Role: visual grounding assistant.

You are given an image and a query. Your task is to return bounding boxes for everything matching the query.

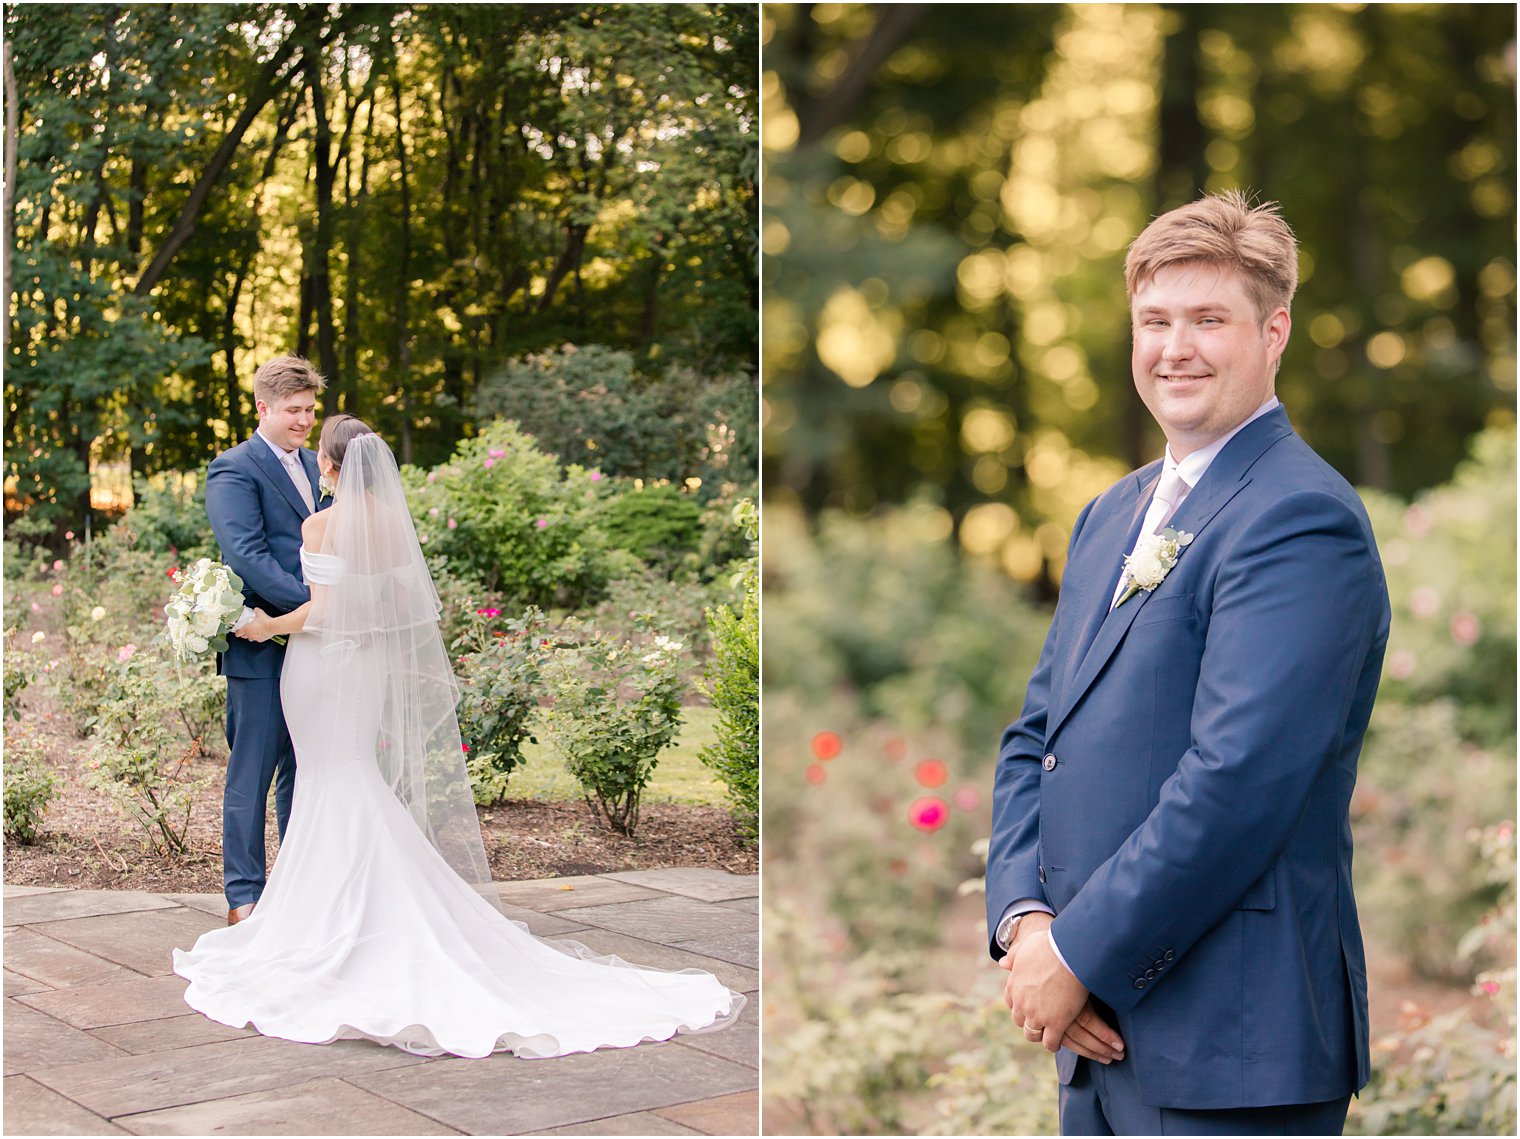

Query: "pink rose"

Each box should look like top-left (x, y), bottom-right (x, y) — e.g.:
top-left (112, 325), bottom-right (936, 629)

top-left (447, 518), bottom-right (457, 529)
top-left (590, 471), bottom-right (603, 482)
top-left (909, 797), bottom-right (949, 832)
top-left (484, 458), bottom-right (496, 470)
top-left (117, 644), bottom-right (138, 662)
top-left (536, 518), bottom-right (548, 529)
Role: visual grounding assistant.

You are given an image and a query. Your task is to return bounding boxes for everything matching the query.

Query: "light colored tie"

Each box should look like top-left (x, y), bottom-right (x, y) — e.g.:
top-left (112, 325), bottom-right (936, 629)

top-left (1146, 467), bottom-right (1190, 535)
top-left (281, 449), bottom-right (315, 512)
top-left (1112, 468), bottom-right (1191, 608)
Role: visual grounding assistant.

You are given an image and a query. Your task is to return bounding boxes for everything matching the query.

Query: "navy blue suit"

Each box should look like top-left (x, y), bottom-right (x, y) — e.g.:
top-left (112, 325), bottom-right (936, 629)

top-left (987, 407), bottom-right (1389, 1130)
top-left (205, 434), bottom-right (323, 909)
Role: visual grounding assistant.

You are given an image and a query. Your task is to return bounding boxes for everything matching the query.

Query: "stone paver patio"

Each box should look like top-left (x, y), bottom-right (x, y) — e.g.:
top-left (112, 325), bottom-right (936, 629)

top-left (3, 870), bottom-right (758, 1136)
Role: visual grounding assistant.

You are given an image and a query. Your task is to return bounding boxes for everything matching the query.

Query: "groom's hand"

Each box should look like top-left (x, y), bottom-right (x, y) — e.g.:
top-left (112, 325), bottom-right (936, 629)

top-left (1002, 926), bottom-right (1124, 1063)
top-left (233, 608), bottom-right (274, 642)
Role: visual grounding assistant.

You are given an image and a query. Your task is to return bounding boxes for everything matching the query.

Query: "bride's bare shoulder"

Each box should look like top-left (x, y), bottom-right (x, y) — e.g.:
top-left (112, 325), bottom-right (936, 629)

top-left (302, 508), bottom-right (332, 545)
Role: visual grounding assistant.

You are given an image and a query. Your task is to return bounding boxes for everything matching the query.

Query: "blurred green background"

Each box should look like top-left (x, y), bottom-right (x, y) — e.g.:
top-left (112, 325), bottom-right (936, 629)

top-left (759, 4), bottom-right (1516, 1134)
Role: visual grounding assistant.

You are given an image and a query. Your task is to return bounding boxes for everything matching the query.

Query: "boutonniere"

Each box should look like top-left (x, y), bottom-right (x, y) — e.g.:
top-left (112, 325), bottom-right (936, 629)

top-left (1115, 527), bottom-right (1194, 608)
top-left (318, 474), bottom-right (335, 502)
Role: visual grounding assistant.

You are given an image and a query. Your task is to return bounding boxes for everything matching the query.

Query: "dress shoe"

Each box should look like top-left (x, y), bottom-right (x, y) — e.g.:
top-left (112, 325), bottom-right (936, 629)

top-left (227, 903), bottom-right (256, 926)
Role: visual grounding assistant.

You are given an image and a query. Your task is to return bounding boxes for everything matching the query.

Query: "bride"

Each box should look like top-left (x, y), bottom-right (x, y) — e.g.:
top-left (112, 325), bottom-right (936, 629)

top-left (173, 415), bottom-right (743, 1058)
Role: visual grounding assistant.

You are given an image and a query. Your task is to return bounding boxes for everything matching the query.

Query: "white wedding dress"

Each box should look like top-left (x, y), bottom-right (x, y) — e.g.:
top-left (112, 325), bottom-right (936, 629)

top-left (173, 545), bottom-right (743, 1058)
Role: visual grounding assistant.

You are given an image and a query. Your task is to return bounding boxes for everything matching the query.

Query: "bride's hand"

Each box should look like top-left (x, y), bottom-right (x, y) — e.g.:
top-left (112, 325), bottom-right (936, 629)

top-left (235, 608), bottom-right (274, 642)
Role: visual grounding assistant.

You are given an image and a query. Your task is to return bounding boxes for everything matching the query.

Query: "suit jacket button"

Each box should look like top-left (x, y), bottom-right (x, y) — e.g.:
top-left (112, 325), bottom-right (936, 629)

top-left (1133, 978), bottom-right (1146, 990)
top-left (1164, 950), bottom-right (1175, 962)
top-left (1042, 753), bottom-right (1058, 772)
top-left (1144, 968), bottom-right (1156, 979)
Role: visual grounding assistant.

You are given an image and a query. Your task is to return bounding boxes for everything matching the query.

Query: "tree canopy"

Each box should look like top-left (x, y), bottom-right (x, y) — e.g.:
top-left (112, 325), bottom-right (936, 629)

top-left (6, 3), bottom-right (756, 531)
top-left (762, 3), bottom-right (1515, 592)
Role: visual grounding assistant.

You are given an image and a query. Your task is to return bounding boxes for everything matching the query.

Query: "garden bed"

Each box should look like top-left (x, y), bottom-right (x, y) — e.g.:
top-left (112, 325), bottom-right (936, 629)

top-left (3, 672), bottom-right (755, 896)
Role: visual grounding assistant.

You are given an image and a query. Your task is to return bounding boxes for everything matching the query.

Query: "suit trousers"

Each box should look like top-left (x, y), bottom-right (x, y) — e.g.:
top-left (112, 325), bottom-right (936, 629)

top-left (223, 677), bottom-right (297, 908)
top-left (1059, 1044), bottom-right (1351, 1136)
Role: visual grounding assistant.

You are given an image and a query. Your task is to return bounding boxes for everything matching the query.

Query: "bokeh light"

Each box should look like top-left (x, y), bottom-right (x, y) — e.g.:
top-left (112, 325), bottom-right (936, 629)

top-left (915, 759), bottom-right (948, 788)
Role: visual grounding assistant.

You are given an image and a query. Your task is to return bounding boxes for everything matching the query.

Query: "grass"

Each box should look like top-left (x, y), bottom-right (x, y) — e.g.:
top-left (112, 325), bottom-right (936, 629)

top-left (509, 703), bottom-right (728, 806)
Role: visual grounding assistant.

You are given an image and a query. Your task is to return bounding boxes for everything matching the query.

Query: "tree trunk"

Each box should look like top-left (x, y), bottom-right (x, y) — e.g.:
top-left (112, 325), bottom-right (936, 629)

top-left (340, 94), bottom-right (375, 415)
top-left (131, 18), bottom-right (310, 297)
top-left (4, 40), bottom-right (19, 341)
top-left (393, 73), bottom-right (415, 465)
top-left (307, 62), bottom-right (340, 388)
top-left (538, 222), bottom-right (588, 312)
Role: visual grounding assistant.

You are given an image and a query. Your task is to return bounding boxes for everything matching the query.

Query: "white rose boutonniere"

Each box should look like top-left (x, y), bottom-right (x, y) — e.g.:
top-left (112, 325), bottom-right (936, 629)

top-left (1115, 527), bottom-right (1194, 608)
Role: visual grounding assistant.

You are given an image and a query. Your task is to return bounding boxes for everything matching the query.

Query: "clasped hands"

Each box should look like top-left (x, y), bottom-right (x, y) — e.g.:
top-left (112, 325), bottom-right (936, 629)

top-left (233, 608), bottom-right (274, 643)
top-left (1000, 912), bottom-right (1125, 1065)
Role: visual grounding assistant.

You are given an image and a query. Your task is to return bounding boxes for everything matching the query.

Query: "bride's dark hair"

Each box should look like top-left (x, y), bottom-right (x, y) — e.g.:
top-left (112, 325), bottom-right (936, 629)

top-left (318, 414), bottom-right (374, 472)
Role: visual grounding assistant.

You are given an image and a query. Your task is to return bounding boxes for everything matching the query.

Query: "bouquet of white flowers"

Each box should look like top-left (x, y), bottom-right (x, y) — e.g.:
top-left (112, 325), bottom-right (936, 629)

top-left (163, 558), bottom-right (249, 662)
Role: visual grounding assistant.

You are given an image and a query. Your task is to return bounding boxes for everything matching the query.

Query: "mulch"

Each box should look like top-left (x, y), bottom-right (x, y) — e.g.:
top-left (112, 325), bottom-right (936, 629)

top-left (3, 799), bottom-right (756, 894)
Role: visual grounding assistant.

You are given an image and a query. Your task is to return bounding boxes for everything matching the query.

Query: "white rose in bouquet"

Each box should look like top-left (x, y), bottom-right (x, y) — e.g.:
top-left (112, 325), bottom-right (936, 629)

top-left (161, 558), bottom-right (253, 663)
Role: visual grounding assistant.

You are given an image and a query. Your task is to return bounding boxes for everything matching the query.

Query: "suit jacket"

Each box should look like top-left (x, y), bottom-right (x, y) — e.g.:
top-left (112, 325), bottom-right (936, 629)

top-left (205, 436), bottom-right (323, 680)
top-left (985, 406), bottom-right (1389, 1110)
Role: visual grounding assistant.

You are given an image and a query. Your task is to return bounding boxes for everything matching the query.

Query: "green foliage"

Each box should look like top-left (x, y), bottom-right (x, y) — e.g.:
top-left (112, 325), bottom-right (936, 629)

top-left (700, 500), bottom-right (759, 837)
top-left (1352, 428), bottom-right (1517, 986)
top-left (6, 3), bottom-right (755, 530)
top-left (1352, 700), bottom-right (1514, 984)
top-left (1351, 824), bottom-right (1516, 1136)
top-left (4, 631), bottom-right (35, 720)
top-left (598, 482), bottom-right (705, 573)
top-left (589, 568), bottom-right (722, 664)
top-left (120, 474), bottom-right (218, 560)
top-left (548, 622), bottom-right (687, 836)
top-left (763, 501), bottom-right (1053, 753)
top-left (452, 606), bottom-right (548, 806)
top-left (3, 735), bottom-right (57, 845)
top-left (474, 345), bottom-right (757, 496)
top-left (1362, 428), bottom-right (1517, 745)
top-left (401, 419), bottom-right (613, 608)
top-left (84, 739), bottom-right (204, 857)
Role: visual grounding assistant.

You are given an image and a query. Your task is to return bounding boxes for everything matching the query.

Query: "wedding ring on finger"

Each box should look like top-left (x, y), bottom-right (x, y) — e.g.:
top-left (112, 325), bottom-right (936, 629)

top-left (1022, 1021), bottom-right (1044, 1042)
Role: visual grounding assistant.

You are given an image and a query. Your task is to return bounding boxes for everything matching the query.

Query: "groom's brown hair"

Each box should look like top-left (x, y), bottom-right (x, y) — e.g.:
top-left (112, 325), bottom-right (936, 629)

top-left (253, 355), bottom-right (327, 408)
top-left (1125, 189), bottom-right (1299, 323)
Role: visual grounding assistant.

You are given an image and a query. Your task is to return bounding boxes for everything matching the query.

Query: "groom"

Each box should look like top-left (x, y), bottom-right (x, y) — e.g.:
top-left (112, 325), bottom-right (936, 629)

top-left (987, 192), bottom-right (1389, 1135)
top-left (205, 356), bottom-right (328, 926)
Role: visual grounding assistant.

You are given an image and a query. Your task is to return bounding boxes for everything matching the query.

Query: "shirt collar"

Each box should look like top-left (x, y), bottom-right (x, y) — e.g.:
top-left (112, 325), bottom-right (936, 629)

top-left (255, 427), bottom-right (297, 460)
top-left (1162, 396), bottom-right (1281, 488)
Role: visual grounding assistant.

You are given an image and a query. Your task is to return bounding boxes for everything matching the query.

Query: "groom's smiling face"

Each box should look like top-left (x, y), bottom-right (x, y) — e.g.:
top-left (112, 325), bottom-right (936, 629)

top-left (257, 390), bottom-right (318, 451)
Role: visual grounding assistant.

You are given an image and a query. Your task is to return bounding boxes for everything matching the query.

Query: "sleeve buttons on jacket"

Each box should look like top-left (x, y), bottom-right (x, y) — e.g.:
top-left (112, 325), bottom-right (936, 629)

top-left (1042, 753), bottom-right (1058, 772)
top-left (1133, 978), bottom-right (1147, 990)
top-left (1163, 949), bottom-right (1174, 961)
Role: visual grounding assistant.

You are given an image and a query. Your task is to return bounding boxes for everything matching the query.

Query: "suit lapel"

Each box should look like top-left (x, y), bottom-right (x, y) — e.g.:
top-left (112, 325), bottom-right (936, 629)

top-left (1064, 466), bottom-right (1154, 676)
top-left (300, 449), bottom-right (322, 509)
top-left (249, 437), bottom-right (312, 519)
top-left (1045, 407), bottom-right (1295, 739)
